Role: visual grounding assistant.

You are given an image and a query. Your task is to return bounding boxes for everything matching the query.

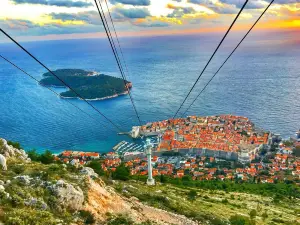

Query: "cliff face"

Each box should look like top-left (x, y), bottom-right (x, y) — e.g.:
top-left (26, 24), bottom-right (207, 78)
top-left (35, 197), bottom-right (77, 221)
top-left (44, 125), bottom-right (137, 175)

top-left (84, 178), bottom-right (197, 225)
top-left (0, 138), bottom-right (30, 161)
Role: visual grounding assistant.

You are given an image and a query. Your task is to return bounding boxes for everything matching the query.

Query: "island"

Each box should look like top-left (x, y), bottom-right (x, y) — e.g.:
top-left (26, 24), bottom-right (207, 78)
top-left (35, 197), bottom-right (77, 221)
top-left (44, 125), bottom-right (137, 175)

top-left (39, 69), bottom-right (132, 100)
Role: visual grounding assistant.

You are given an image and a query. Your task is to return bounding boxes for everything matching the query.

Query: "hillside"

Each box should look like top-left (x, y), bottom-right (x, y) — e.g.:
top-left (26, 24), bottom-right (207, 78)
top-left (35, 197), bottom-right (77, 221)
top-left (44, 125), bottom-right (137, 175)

top-left (116, 179), bottom-right (300, 225)
top-left (39, 69), bottom-right (131, 100)
top-left (0, 138), bottom-right (195, 225)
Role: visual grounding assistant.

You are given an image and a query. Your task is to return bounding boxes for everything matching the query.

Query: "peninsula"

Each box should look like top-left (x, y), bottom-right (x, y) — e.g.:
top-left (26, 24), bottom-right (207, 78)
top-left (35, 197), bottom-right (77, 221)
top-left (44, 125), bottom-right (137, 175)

top-left (39, 69), bottom-right (132, 100)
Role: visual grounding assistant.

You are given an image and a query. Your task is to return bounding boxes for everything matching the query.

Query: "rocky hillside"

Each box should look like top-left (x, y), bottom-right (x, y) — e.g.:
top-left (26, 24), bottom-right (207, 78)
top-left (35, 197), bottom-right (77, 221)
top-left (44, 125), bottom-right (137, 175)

top-left (0, 138), bottom-right (196, 225)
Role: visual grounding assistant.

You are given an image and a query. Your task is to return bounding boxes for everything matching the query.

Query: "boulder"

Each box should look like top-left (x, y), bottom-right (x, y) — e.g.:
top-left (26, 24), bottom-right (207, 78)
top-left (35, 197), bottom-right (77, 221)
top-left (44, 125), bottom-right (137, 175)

top-left (14, 175), bottom-right (33, 185)
top-left (0, 154), bottom-right (7, 171)
top-left (80, 167), bottom-right (98, 178)
top-left (51, 180), bottom-right (84, 211)
top-left (0, 185), bottom-right (5, 192)
top-left (0, 138), bottom-right (30, 162)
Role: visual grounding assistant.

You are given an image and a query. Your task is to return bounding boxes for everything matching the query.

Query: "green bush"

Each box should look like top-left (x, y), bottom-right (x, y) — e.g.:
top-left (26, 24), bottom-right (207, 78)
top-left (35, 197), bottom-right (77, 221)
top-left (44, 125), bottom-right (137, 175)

top-left (106, 214), bottom-right (134, 225)
top-left (249, 209), bottom-right (257, 219)
top-left (229, 215), bottom-right (255, 225)
top-left (11, 164), bottom-right (25, 174)
top-left (7, 141), bottom-right (21, 149)
top-left (27, 149), bottom-right (40, 162)
top-left (86, 160), bottom-right (104, 176)
top-left (222, 198), bottom-right (229, 204)
top-left (187, 190), bottom-right (197, 201)
top-left (39, 150), bottom-right (54, 164)
top-left (4, 209), bottom-right (57, 225)
top-left (113, 164), bottom-right (130, 181)
top-left (79, 210), bottom-right (95, 224)
top-left (26, 150), bottom-right (54, 164)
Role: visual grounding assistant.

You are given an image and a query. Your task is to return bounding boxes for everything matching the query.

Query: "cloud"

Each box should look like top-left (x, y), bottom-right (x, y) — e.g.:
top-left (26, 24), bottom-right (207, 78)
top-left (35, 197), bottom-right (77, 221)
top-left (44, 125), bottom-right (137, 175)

top-left (167, 4), bottom-right (197, 18)
top-left (112, 7), bottom-right (151, 19)
top-left (275, 0), bottom-right (300, 4)
top-left (188, 0), bottom-right (213, 4)
top-left (219, 0), bottom-right (267, 9)
top-left (0, 16), bottom-right (102, 37)
top-left (11, 0), bottom-right (93, 8)
top-left (188, 0), bottom-right (240, 14)
top-left (49, 11), bottom-right (101, 25)
top-left (109, 0), bottom-right (151, 6)
top-left (210, 4), bottom-right (239, 14)
top-left (0, 19), bottom-right (36, 30)
top-left (132, 18), bottom-right (171, 27)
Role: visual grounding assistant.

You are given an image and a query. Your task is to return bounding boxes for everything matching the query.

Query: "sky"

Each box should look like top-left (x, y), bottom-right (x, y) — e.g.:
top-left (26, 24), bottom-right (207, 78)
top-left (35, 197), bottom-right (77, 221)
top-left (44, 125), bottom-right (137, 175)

top-left (0, 0), bottom-right (299, 42)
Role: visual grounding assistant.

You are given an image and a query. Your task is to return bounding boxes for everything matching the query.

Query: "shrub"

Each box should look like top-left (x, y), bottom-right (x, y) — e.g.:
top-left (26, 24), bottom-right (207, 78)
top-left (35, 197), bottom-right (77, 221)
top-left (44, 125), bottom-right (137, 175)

top-left (113, 164), bottom-right (130, 181)
top-left (222, 198), bottom-right (229, 204)
top-left (27, 149), bottom-right (40, 162)
top-left (39, 150), bottom-right (54, 164)
top-left (27, 149), bottom-right (54, 164)
top-left (4, 209), bottom-right (57, 225)
top-left (79, 210), bottom-right (95, 224)
top-left (11, 164), bottom-right (25, 174)
top-left (249, 209), bottom-right (257, 219)
top-left (229, 215), bottom-right (255, 225)
top-left (11, 194), bottom-right (24, 207)
top-left (261, 212), bottom-right (268, 221)
top-left (187, 190), bottom-right (197, 201)
top-left (7, 141), bottom-right (21, 149)
top-left (106, 214), bottom-right (134, 225)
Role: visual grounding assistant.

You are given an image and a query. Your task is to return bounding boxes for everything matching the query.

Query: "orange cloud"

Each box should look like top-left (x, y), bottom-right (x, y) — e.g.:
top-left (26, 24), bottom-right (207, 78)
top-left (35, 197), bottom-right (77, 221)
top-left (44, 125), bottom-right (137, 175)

top-left (166, 3), bottom-right (176, 10)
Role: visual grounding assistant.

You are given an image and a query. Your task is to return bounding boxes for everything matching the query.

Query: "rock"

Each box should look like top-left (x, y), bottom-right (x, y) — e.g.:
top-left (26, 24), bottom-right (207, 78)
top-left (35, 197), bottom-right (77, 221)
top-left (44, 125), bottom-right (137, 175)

top-left (24, 197), bottom-right (37, 206)
top-left (56, 180), bottom-right (65, 186)
top-left (80, 167), bottom-right (98, 178)
top-left (6, 180), bottom-right (11, 185)
top-left (0, 180), bottom-right (4, 185)
top-left (24, 197), bottom-right (48, 210)
top-left (0, 185), bottom-right (5, 192)
top-left (14, 175), bottom-right (32, 185)
top-left (51, 180), bottom-right (84, 211)
top-left (0, 138), bottom-right (30, 161)
top-left (0, 154), bottom-right (7, 171)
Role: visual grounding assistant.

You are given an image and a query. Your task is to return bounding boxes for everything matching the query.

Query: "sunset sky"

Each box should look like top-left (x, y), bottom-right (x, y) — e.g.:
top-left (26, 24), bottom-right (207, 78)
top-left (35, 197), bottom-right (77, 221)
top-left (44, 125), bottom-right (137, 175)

top-left (0, 0), bottom-right (299, 42)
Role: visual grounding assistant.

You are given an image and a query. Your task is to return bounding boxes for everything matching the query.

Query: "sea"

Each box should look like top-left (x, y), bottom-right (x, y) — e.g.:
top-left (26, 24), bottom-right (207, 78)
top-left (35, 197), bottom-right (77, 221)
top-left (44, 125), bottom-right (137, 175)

top-left (0, 30), bottom-right (299, 153)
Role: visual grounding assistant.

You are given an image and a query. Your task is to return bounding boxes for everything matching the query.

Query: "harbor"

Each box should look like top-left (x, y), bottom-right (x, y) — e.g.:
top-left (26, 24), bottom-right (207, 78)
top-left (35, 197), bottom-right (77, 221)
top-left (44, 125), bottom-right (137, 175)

top-left (112, 136), bottom-right (159, 156)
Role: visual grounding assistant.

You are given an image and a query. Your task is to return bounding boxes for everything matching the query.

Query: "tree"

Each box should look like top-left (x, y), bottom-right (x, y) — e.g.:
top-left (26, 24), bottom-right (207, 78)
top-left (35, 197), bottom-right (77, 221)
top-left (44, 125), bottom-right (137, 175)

top-left (113, 164), bottom-right (130, 181)
top-left (27, 149), bottom-right (40, 161)
top-left (293, 146), bottom-right (300, 157)
top-left (282, 140), bottom-right (294, 147)
top-left (270, 144), bottom-right (278, 152)
top-left (182, 175), bottom-right (192, 184)
top-left (160, 175), bottom-right (168, 183)
top-left (187, 190), bottom-right (197, 201)
top-left (86, 160), bottom-right (104, 176)
top-left (39, 150), bottom-right (54, 164)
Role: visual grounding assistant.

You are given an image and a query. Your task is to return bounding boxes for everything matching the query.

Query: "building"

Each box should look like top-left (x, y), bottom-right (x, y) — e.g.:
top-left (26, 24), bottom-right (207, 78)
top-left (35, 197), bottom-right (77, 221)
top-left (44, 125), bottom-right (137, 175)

top-left (131, 126), bottom-right (140, 138)
top-left (238, 147), bottom-right (258, 164)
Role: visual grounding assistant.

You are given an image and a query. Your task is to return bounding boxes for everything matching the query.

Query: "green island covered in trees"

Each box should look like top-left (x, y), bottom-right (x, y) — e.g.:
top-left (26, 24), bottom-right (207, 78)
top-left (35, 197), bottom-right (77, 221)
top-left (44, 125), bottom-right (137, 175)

top-left (39, 69), bottom-right (132, 100)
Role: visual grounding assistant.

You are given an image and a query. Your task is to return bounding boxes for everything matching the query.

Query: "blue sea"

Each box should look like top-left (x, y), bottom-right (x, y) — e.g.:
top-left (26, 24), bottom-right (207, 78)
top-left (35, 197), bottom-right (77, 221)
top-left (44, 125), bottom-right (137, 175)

top-left (0, 30), bottom-right (299, 153)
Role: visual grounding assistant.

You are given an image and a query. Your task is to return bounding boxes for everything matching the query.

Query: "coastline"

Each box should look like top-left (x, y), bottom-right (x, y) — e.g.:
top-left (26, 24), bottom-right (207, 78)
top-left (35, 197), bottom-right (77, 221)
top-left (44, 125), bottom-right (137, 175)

top-left (60, 91), bottom-right (129, 101)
